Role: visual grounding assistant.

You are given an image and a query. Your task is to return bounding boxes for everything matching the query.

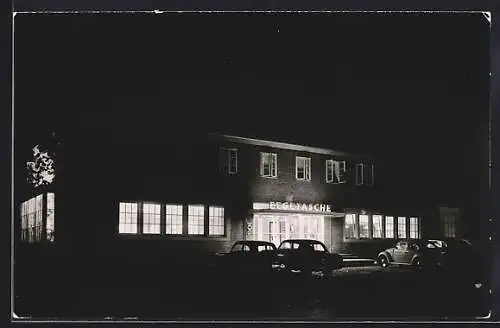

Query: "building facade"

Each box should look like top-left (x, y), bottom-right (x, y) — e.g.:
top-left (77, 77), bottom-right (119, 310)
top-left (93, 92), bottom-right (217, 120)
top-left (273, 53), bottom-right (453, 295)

top-left (15, 130), bottom-right (464, 262)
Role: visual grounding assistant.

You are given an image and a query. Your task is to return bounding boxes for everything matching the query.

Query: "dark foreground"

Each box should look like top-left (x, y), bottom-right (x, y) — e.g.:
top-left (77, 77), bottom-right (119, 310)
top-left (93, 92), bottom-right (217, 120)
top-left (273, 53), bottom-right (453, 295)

top-left (14, 258), bottom-right (490, 321)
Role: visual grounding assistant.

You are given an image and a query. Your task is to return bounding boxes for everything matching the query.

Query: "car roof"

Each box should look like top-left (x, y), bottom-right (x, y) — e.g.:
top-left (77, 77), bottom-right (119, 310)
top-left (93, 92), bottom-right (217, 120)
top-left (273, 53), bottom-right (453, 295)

top-left (234, 240), bottom-right (275, 246)
top-left (281, 239), bottom-right (324, 244)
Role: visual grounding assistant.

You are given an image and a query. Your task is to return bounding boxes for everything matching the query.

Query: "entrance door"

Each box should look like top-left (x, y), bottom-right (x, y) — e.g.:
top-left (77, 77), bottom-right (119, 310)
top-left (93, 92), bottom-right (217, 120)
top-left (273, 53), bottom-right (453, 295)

top-left (253, 214), bottom-right (325, 247)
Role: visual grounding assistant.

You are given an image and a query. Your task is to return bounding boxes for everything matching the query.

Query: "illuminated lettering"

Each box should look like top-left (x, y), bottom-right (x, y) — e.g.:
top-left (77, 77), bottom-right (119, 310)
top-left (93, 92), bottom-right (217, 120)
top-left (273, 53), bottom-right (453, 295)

top-left (267, 201), bottom-right (333, 213)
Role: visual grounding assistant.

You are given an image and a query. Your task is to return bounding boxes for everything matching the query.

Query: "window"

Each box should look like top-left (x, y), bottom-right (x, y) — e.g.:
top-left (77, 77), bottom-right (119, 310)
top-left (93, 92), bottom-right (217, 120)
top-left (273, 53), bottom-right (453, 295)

top-left (188, 205), bottom-right (205, 235)
top-left (396, 241), bottom-right (408, 250)
top-left (119, 202), bottom-right (138, 234)
top-left (27, 197), bottom-right (35, 242)
top-left (34, 194), bottom-right (43, 242)
top-left (209, 206), bottom-right (224, 236)
top-left (296, 156), bottom-right (311, 181)
top-left (257, 245), bottom-right (274, 252)
top-left (312, 243), bottom-right (327, 252)
top-left (355, 164), bottom-right (364, 185)
top-left (46, 192), bottom-right (55, 242)
top-left (359, 214), bottom-right (369, 238)
top-left (356, 163), bottom-right (375, 186)
top-left (409, 217), bottom-right (419, 239)
top-left (231, 243), bottom-right (243, 252)
top-left (326, 160), bottom-right (346, 184)
top-left (344, 214), bottom-right (357, 239)
top-left (20, 193), bottom-right (54, 243)
top-left (21, 202), bottom-right (27, 242)
top-left (444, 215), bottom-right (456, 237)
top-left (143, 203), bottom-right (161, 234)
top-left (219, 148), bottom-right (238, 175)
top-left (397, 216), bottom-right (407, 239)
top-left (260, 152), bottom-right (277, 178)
top-left (385, 216), bottom-right (394, 238)
top-left (279, 241), bottom-right (292, 249)
top-left (166, 204), bottom-right (183, 235)
top-left (368, 164), bottom-right (375, 186)
top-left (372, 215), bottom-right (383, 238)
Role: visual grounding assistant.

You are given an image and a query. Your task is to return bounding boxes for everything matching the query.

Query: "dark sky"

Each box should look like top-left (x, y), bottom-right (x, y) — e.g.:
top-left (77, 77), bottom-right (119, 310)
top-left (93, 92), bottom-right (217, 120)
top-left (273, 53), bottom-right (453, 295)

top-left (14, 12), bottom-right (489, 165)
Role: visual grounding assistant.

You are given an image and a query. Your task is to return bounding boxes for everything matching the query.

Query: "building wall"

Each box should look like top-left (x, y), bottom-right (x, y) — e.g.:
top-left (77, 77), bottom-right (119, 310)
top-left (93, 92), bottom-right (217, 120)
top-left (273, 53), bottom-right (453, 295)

top-left (16, 130), bottom-right (462, 262)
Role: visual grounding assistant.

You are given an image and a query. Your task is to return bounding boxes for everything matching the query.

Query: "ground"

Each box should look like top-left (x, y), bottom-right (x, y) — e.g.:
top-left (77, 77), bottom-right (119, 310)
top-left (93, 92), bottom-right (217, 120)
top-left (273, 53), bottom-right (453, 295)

top-left (14, 258), bottom-right (490, 321)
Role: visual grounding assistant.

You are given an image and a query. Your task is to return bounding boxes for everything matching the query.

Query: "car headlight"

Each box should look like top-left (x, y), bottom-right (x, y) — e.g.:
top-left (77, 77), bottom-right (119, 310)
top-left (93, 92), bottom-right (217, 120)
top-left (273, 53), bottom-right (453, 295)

top-left (473, 282), bottom-right (483, 289)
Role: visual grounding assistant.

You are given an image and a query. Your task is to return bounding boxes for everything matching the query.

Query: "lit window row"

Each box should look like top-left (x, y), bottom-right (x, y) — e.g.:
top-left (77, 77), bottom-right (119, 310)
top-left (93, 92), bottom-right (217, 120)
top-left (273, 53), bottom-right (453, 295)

top-left (118, 202), bottom-right (225, 237)
top-left (20, 192), bottom-right (56, 243)
top-left (344, 214), bottom-right (420, 240)
top-left (219, 148), bottom-right (374, 185)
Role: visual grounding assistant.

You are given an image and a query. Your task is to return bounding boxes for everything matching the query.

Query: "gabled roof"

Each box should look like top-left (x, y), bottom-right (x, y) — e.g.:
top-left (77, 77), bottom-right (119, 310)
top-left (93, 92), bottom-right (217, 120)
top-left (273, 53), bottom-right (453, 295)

top-left (208, 133), bottom-right (369, 160)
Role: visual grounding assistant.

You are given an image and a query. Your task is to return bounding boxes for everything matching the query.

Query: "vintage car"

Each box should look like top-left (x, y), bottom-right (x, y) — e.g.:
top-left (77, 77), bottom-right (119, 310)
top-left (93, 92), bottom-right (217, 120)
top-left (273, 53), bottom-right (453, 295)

top-left (271, 239), bottom-right (343, 278)
top-left (377, 239), bottom-right (446, 269)
top-left (212, 240), bottom-right (277, 275)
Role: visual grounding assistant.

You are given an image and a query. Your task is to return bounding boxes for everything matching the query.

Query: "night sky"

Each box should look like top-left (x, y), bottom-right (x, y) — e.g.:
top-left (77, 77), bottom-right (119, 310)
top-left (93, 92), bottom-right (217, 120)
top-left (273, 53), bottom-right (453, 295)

top-left (14, 13), bottom-right (489, 189)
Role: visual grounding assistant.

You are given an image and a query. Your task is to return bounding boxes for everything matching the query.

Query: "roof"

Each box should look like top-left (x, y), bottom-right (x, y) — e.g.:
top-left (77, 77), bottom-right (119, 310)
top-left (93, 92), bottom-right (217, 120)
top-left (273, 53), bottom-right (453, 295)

top-left (208, 133), bottom-right (368, 160)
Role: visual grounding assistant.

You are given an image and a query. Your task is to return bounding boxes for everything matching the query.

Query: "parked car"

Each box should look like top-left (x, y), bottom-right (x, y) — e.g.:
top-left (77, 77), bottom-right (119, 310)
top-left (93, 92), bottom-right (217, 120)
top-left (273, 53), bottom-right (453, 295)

top-left (212, 240), bottom-right (277, 276)
top-left (271, 239), bottom-right (343, 278)
top-left (377, 239), bottom-right (446, 269)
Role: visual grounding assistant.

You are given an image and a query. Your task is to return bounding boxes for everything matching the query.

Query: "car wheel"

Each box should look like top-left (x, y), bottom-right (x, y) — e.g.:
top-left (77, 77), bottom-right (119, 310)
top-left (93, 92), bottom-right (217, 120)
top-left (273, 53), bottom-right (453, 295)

top-left (379, 255), bottom-right (389, 268)
top-left (322, 267), bottom-right (332, 279)
top-left (412, 258), bottom-right (423, 269)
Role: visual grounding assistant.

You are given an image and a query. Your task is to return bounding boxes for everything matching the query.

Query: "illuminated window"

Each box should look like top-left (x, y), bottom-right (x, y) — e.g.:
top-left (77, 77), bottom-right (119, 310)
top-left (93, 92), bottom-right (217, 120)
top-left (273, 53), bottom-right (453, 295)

top-left (119, 202), bottom-right (138, 234)
top-left (303, 216), bottom-right (324, 241)
top-left (219, 148), bottom-right (238, 175)
top-left (143, 203), bottom-right (161, 234)
top-left (20, 194), bottom-right (45, 242)
top-left (385, 216), bottom-right (394, 238)
top-left (188, 205), bottom-right (205, 235)
top-left (344, 214), bottom-right (357, 239)
top-left (46, 193), bottom-right (55, 242)
top-left (209, 206), bottom-right (224, 236)
top-left (372, 215), bottom-right (383, 238)
top-left (326, 160), bottom-right (346, 184)
top-left (409, 217), bottom-right (419, 239)
top-left (166, 204), bottom-right (183, 235)
top-left (35, 194), bottom-right (43, 242)
top-left (21, 202), bottom-right (27, 242)
top-left (296, 156), bottom-right (311, 181)
top-left (27, 198), bottom-right (35, 242)
top-left (444, 215), bottom-right (456, 237)
top-left (359, 215), bottom-right (369, 238)
top-left (397, 216), bottom-right (407, 238)
top-left (260, 152), bottom-right (277, 178)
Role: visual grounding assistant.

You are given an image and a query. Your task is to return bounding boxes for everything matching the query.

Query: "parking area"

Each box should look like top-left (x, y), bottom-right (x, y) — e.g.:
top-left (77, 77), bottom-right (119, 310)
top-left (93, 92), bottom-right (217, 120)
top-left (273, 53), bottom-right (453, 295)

top-left (14, 261), bottom-right (490, 320)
